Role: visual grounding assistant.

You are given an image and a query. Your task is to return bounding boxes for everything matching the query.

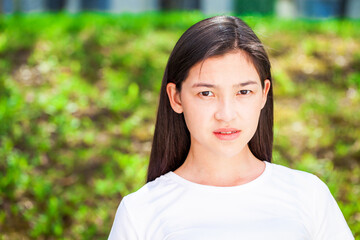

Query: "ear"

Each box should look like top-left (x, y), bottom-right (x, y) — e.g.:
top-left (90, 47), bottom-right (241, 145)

top-left (166, 82), bottom-right (183, 114)
top-left (261, 79), bottom-right (271, 109)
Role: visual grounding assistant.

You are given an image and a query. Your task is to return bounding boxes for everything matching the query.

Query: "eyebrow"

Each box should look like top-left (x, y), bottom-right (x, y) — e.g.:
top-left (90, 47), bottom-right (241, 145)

top-left (192, 81), bottom-right (258, 88)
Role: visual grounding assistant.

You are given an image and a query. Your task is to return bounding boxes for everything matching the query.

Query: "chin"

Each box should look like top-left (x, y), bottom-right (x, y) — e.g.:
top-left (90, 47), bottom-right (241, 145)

top-left (211, 145), bottom-right (247, 158)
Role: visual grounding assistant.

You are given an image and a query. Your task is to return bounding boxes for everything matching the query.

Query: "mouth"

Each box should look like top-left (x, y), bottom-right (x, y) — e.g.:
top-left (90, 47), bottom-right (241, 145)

top-left (214, 131), bottom-right (239, 134)
top-left (213, 128), bottom-right (241, 140)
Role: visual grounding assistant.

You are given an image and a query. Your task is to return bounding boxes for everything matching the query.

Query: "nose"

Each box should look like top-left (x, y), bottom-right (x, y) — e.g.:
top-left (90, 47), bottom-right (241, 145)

top-left (214, 96), bottom-right (237, 123)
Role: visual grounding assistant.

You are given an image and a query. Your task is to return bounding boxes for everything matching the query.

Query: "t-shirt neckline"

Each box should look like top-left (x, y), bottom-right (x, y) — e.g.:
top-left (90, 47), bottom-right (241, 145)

top-left (164, 161), bottom-right (272, 192)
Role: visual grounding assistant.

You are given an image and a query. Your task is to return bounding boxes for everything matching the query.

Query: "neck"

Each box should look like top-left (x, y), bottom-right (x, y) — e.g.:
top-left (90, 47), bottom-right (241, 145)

top-left (174, 144), bottom-right (265, 187)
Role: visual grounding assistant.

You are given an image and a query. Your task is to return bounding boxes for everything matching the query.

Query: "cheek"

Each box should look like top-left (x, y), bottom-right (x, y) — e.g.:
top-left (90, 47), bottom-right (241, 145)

top-left (238, 98), bottom-right (263, 121)
top-left (183, 103), bottom-right (209, 124)
top-left (182, 99), bottom-right (213, 131)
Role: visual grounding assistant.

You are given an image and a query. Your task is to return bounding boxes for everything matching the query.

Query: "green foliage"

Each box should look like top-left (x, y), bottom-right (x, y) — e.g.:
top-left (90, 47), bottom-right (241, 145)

top-left (0, 12), bottom-right (359, 239)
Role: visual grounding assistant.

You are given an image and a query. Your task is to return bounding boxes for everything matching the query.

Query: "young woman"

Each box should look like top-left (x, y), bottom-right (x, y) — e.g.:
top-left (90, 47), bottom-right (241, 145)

top-left (108, 15), bottom-right (354, 240)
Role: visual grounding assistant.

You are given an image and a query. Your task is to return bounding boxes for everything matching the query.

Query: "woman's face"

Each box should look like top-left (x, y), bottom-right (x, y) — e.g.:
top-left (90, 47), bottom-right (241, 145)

top-left (167, 50), bottom-right (271, 159)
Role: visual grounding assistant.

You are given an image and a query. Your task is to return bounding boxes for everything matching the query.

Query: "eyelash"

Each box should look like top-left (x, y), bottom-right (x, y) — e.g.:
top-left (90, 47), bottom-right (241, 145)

top-left (199, 91), bottom-right (214, 97)
top-left (238, 90), bottom-right (252, 95)
top-left (199, 90), bottom-right (252, 97)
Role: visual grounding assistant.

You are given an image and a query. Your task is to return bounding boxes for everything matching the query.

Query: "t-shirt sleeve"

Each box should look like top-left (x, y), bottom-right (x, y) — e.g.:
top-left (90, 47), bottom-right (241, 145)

top-left (312, 176), bottom-right (354, 240)
top-left (108, 199), bottom-right (139, 240)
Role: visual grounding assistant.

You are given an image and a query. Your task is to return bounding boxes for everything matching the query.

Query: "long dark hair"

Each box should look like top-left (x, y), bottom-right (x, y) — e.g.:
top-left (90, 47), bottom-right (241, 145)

top-left (147, 15), bottom-right (273, 182)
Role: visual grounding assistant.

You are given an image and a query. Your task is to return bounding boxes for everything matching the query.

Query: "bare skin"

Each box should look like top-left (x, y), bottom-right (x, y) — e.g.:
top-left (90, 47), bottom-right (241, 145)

top-left (167, 50), bottom-right (271, 187)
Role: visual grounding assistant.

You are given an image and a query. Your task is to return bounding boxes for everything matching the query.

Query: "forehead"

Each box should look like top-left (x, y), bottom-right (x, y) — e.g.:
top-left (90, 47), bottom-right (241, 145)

top-left (184, 50), bottom-right (260, 86)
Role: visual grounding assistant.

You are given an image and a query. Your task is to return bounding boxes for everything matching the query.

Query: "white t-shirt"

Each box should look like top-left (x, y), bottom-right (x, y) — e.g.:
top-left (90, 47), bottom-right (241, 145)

top-left (108, 161), bottom-right (354, 240)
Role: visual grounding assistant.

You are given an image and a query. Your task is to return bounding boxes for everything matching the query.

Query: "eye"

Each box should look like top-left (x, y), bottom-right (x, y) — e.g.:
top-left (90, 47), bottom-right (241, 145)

top-left (238, 90), bottom-right (252, 95)
top-left (199, 91), bottom-right (214, 97)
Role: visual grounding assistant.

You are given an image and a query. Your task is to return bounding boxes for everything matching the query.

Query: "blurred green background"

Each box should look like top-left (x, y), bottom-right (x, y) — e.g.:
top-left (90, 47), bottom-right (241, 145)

top-left (0, 11), bottom-right (359, 239)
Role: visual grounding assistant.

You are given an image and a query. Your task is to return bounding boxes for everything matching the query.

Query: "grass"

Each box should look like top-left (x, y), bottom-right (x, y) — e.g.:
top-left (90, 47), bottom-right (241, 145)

top-left (0, 11), bottom-right (359, 239)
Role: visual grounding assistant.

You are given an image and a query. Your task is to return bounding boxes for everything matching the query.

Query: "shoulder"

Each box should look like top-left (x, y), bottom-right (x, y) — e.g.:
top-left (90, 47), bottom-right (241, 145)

top-left (121, 172), bottom-right (181, 211)
top-left (269, 162), bottom-right (324, 186)
top-left (266, 162), bottom-right (328, 198)
top-left (268, 162), bottom-right (354, 239)
top-left (109, 173), bottom-right (180, 238)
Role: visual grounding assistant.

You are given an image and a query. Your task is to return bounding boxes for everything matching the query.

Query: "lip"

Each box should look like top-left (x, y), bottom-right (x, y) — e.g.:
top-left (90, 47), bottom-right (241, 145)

top-left (213, 128), bottom-right (241, 141)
